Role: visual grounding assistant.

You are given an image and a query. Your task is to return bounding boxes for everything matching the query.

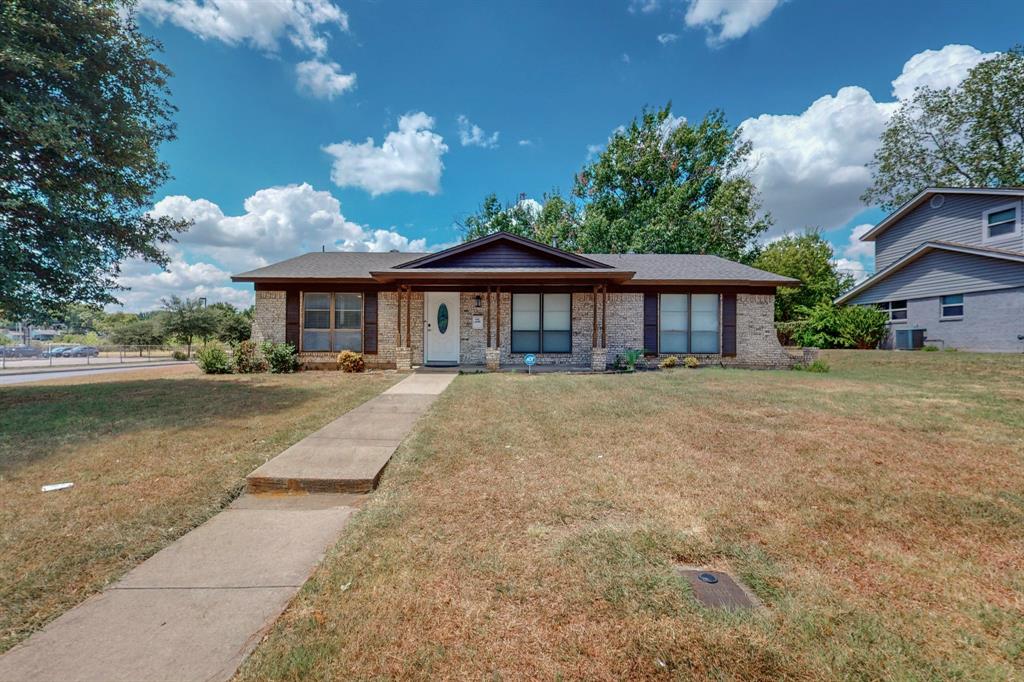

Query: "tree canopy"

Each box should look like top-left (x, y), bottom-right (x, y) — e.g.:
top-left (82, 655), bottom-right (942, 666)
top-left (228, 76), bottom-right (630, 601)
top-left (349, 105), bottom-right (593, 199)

top-left (0, 0), bottom-right (189, 320)
top-left (161, 296), bottom-right (221, 354)
top-left (459, 104), bottom-right (769, 262)
top-left (753, 231), bottom-right (854, 323)
top-left (863, 47), bottom-right (1024, 211)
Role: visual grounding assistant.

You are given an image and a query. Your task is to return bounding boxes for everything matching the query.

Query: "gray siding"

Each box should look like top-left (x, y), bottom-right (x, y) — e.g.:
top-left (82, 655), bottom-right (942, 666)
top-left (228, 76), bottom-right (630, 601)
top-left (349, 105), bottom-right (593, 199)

top-left (847, 250), bottom-right (1024, 305)
top-left (875, 194), bottom-right (1024, 270)
top-left (883, 287), bottom-right (1024, 353)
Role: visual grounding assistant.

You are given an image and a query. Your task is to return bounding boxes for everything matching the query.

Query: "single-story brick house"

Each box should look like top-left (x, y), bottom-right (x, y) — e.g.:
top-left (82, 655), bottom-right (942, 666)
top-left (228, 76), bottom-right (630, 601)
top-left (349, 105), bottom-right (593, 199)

top-left (232, 232), bottom-right (799, 370)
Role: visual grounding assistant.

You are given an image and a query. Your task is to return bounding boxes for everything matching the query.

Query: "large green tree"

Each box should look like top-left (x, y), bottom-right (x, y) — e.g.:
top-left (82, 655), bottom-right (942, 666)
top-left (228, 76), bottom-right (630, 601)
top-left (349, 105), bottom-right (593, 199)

top-left (570, 106), bottom-right (769, 260)
top-left (863, 47), bottom-right (1024, 211)
top-left (753, 231), bottom-right (854, 323)
top-left (460, 105), bottom-right (769, 261)
top-left (0, 0), bottom-right (189, 320)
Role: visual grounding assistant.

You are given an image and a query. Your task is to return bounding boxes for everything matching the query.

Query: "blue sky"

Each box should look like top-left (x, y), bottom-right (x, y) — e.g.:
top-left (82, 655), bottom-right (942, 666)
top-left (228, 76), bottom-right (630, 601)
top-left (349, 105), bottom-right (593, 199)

top-left (115, 0), bottom-right (1024, 310)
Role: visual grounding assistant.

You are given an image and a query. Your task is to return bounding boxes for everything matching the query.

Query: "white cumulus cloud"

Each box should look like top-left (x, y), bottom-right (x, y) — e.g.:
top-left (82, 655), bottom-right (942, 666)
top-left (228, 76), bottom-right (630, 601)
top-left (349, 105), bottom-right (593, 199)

top-left (843, 224), bottom-right (875, 260)
top-left (295, 59), bottom-right (356, 99)
top-left (113, 182), bottom-right (437, 311)
top-left (832, 257), bottom-right (870, 284)
top-left (457, 115), bottom-right (500, 148)
top-left (740, 44), bottom-right (996, 236)
top-left (135, 0), bottom-right (348, 56)
top-left (324, 112), bottom-right (449, 196)
top-left (684, 0), bottom-right (782, 45)
top-left (657, 33), bottom-right (678, 45)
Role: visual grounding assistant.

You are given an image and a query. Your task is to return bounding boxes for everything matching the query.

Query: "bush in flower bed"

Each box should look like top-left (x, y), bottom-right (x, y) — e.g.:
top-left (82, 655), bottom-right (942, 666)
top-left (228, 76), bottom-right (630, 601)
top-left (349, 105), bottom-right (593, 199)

top-left (196, 342), bottom-right (231, 374)
top-left (233, 340), bottom-right (268, 373)
top-left (659, 355), bottom-right (678, 369)
top-left (261, 342), bottom-right (299, 373)
top-left (683, 356), bottom-right (700, 369)
top-left (337, 350), bottom-right (365, 373)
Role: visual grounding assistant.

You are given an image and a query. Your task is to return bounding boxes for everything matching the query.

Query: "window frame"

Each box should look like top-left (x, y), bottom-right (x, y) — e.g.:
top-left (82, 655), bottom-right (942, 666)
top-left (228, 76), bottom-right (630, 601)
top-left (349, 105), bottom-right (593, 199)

top-left (982, 202), bottom-right (1021, 243)
top-left (510, 292), bottom-right (573, 354)
top-left (877, 300), bottom-right (907, 323)
top-left (300, 291), bottom-right (364, 353)
top-left (940, 293), bottom-right (964, 320)
top-left (658, 293), bottom-right (721, 355)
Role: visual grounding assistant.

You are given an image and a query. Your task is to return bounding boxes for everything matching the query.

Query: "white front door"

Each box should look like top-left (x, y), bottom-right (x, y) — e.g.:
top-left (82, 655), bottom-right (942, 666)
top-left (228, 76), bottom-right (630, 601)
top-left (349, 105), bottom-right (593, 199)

top-left (425, 292), bottom-right (460, 364)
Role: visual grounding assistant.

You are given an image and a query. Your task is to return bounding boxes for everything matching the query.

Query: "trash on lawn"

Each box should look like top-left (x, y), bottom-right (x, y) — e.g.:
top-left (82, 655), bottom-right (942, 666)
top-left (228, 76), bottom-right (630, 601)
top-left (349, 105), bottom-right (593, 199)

top-left (41, 482), bottom-right (74, 493)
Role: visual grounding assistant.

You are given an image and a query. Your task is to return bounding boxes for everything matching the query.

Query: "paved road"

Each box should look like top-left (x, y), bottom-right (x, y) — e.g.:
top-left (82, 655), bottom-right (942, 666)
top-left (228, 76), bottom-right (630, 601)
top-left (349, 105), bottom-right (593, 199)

top-left (0, 362), bottom-right (186, 386)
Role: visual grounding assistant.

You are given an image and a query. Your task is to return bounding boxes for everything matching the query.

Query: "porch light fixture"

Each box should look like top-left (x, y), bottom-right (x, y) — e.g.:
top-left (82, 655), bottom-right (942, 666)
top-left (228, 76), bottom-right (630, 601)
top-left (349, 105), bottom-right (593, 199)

top-left (474, 295), bottom-right (483, 308)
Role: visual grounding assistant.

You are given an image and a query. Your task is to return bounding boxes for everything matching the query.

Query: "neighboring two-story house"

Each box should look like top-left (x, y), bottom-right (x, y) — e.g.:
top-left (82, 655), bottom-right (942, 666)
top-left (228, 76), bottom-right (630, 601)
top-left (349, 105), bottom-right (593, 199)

top-left (837, 187), bottom-right (1024, 352)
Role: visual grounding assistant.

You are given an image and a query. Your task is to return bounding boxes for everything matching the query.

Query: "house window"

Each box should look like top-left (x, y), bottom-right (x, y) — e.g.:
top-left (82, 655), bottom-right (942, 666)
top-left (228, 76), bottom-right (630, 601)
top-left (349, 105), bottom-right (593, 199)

top-left (511, 293), bottom-right (571, 353)
top-left (877, 300), bottom-right (907, 322)
top-left (659, 294), bottom-right (689, 353)
top-left (658, 294), bottom-right (720, 354)
top-left (302, 292), bottom-right (362, 352)
top-left (983, 203), bottom-right (1020, 242)
top-left (940, 294), bottom-right (964, 319)
top-left (334, 293), bottom-right (363, 351)
top-left (302, 293), bottom-right (331, 351)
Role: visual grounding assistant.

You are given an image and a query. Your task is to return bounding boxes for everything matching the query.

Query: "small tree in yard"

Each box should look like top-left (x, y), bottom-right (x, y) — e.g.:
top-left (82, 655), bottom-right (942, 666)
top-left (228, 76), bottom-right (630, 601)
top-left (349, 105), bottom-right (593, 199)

top-left (161, 296), bottom-right (220, 356)
top-left (753, 230), bottom-right (854, 323)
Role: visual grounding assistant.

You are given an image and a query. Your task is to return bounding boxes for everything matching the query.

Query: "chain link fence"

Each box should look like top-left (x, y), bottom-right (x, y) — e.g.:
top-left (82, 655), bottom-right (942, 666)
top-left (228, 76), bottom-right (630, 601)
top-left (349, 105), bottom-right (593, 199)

top-left (0, 343), bottom-right (193, 372)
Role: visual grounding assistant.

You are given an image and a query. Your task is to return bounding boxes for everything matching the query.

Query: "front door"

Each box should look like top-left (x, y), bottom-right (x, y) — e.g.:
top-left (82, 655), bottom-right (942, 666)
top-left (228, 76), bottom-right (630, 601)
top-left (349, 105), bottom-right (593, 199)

top-left (425, 292), bottom-right (460, 365)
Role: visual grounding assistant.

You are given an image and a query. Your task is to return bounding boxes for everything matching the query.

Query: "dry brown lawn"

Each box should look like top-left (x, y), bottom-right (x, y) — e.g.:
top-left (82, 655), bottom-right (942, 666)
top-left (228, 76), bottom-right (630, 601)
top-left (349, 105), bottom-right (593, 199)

top-left (0, 365), bottom-right (400, 653)
top-left (239, 351), bottom-right (1024, 681)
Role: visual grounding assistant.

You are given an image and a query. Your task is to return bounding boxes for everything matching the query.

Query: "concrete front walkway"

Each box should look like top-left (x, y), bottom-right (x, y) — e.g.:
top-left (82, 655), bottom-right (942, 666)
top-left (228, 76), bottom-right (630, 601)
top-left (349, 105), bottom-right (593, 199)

top-left (0, 370), bottom-right (456, 682)
top-left (247, 371), bottom-right (456, 494)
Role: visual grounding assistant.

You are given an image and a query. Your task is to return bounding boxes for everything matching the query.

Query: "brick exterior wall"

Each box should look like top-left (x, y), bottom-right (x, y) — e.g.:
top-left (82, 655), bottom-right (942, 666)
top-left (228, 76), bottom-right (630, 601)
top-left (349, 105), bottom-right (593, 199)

top-left (252, 290), bottom-right (286, 344)
top-left (290, 287), bottom-right (793, 370)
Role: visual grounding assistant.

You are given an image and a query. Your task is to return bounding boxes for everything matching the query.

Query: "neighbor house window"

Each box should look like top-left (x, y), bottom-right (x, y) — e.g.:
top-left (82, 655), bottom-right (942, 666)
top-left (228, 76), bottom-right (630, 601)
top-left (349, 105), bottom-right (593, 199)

top-left (877, 300), bottom-right (907, 322)
top-left (940, 294), bottom-right (964, 319)
top-left (302, 292), bottom-right (362, 352)
top-left (511, 293), bottom-right (572, 353)
top-left (983, 203), bottom-right (1020, 242)
top-left (658, 294), bottom-right (720, 354)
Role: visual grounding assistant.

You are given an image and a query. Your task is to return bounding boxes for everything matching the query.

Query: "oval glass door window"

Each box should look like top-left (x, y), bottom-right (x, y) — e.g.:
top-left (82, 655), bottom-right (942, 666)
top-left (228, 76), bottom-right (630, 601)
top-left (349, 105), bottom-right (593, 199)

top-left (437, 303), bottom-right (449, 333)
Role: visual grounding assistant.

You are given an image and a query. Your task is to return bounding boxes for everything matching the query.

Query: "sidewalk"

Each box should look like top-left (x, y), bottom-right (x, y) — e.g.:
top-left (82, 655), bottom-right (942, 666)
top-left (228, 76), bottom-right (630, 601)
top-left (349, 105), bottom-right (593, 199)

top-left (0, 370), bottom-right (457, 682)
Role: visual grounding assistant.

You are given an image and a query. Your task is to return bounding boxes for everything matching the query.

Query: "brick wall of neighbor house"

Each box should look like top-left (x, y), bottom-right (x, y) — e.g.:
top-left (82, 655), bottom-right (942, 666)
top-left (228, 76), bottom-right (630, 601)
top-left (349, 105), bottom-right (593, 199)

top-left (251, 290), bottom-right (286, 344)
top-left (889, 286), bottom-right (1024, 352)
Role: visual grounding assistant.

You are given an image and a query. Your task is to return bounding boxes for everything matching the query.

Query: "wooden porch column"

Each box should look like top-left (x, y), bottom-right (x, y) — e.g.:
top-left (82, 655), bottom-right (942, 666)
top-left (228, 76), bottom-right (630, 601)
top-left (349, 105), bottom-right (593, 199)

top-left (601, 284), bottom-right (608, 349)
top-left (486, 285), bottom-right (492, 348)
top-left (495, 287), bottom-right (501, 349)
top-left (396, 284), bottom-right (403, 346)
top-left (592, 285), bottom-right (598, 348)
top-left (405, 285), bottom-right (411, 348)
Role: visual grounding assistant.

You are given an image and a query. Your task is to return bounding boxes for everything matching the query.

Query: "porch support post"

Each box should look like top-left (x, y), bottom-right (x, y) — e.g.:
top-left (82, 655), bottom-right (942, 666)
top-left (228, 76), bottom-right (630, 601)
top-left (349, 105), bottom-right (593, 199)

top-left (591, 284), bottom-right (606, 372)
top-left (486, 285), bottom-right (492, 348)
top-left (395, 284), bottom-right (412, 371)
top-left (601, 284), bottom-right (607, 349)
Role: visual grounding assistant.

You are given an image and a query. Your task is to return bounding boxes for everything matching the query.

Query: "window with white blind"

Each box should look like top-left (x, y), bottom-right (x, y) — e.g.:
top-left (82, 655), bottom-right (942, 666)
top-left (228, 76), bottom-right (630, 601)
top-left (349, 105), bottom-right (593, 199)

top-left (302, 292), bottom-right (362, 352)
top-left (511, 293), bottom-right (572, 353)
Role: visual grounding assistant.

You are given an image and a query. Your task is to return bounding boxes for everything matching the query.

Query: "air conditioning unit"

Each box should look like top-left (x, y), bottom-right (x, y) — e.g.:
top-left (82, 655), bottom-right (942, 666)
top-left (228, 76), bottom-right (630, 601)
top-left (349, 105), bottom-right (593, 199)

top-left (894, 328), bottom-right (926, 350)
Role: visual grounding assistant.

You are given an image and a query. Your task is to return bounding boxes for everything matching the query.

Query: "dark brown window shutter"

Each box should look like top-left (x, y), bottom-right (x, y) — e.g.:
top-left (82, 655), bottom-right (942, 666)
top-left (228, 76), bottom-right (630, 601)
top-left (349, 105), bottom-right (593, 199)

top-left (643, 292), bottom-right (658, 355)
top-left (285, 290), bottom-right (300, 349)
top-left (363, 291), bottom-right (378, 354)
top-left (721, 293), bottom-right (737, 357)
